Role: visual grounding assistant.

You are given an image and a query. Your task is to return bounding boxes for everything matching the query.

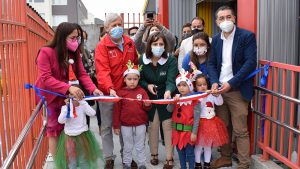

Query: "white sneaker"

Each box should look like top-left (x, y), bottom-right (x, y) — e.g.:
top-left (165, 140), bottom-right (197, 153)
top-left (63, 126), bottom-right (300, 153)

top-left (46, 153), bottom-right (54, 162)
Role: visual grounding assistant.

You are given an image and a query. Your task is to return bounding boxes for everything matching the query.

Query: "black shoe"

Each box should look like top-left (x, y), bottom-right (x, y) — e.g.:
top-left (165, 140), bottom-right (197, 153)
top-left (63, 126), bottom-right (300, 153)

top-left (204, 162), bottom-right (211, 169)
top-left (195, 162), bottom-right (202, 169)
top-left (131, 160), bottom-right (138, 169)
top-left (105, 159), bottom-right (114, 169)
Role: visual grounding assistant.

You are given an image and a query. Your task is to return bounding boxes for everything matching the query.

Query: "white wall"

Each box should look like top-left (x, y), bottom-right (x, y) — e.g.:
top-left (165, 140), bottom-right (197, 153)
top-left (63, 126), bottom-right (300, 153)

top-left (84, 12), bottom-right (95, 24)
top-left (27, 0), bottom-right (53, 26)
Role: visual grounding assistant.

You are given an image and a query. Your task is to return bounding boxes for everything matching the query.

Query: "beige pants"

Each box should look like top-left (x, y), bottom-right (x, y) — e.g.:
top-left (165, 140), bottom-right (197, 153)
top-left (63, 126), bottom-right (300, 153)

top-left (216, 91), bottom-right (250, 168)
top-left (148, 110), bottom-right (173, 160)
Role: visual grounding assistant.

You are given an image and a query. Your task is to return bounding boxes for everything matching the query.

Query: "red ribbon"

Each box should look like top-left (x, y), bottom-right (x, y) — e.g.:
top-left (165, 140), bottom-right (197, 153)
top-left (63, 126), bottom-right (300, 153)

top-left (84, 92), bottom-right (209, 105)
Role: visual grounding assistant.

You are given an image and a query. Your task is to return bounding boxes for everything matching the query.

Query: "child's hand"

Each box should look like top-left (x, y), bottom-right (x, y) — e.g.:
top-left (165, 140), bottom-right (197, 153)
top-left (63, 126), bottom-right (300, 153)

top-left (190, 133), bottom-right (197, 142)
top-left (143, 101), bottom-right (151, 107)
top-left (114, 129), bottom-right (120, 135)
top-left (173, 94), bottom-right (181, 101)
top-left (64, 99), bottom-right (69, 105)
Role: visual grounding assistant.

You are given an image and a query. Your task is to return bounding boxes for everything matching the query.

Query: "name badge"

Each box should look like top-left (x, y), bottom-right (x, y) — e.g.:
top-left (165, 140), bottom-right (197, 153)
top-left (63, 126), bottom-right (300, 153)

top-left (160, 71), bottom-right (166, 76)
top-left (108, 50), bottom-right (118, 58)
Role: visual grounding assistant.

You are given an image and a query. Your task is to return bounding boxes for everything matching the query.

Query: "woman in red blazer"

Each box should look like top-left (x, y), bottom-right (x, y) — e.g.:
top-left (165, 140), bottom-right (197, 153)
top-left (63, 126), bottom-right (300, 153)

top-left (35, 22), bottom-right (102, 157)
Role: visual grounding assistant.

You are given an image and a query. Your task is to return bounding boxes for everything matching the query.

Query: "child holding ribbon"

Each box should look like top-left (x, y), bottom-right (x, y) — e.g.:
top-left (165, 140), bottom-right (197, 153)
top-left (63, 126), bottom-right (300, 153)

top-left (194, 74), bottom-right (228, 169)
top-left (113, 61), bottom-right (151, 169)
top-left (54, 64), bottom-right (102, 169)
top-left (167, 70), bottom-right (201, 169)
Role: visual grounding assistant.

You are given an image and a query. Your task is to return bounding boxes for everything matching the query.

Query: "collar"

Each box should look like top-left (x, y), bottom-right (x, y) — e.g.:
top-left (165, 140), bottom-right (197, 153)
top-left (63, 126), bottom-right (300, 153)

top-left (111, 37), bottom-right (124, 45)
top-left (221, 26), bottom-right (236, 40)
top-left (177, 101), bottom-right (192, 106)
top-left (142, 53), bottom-right (169, 65)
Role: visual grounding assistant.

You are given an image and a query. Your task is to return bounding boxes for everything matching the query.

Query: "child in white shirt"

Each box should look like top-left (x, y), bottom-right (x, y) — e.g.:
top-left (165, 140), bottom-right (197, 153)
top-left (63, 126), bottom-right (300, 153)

top-left (194, 74), bottom-right (228, 169)
top-left (55, 98), bottom-right (102, 169)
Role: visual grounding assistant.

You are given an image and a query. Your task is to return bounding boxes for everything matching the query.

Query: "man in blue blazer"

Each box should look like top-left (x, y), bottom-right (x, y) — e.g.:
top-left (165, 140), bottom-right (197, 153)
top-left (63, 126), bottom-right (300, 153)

top-left (207, 6), bottom-right (257, 169)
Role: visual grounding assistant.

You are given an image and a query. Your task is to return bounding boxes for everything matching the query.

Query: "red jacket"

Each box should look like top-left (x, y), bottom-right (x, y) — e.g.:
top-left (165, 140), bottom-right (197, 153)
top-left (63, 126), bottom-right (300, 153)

top-left (95, 34), bottom-right (138, 95)
top-left (113, 86), bottom-right (151, 129)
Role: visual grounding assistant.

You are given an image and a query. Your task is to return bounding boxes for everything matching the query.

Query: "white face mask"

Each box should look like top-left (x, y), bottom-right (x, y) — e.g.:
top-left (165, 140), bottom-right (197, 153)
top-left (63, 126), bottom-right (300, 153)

top-left (151, 46), bottom-right (165, 57)
top-left (193, 46), bottom-right (207, 56)
top-left (219, 20), bottom-right (234, 33)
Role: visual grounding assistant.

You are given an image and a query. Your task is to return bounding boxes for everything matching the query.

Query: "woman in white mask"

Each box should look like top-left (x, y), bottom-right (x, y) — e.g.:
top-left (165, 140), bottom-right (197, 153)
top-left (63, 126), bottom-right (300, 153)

top-left (139, 32), bottom-right (178, 169)
top-left (181, 32), bottom-right (211, 77)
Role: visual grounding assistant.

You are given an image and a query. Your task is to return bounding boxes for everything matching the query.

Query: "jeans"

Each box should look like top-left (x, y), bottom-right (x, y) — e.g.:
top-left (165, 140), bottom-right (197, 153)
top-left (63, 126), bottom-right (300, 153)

top-left (176, 143), bottom-right (195, 169)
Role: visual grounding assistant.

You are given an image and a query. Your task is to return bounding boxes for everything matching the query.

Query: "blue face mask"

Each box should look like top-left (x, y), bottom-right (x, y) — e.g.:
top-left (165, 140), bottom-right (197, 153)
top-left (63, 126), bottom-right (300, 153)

top-left (151, 46), bottom-right (165, 57)
top-left (110, 26), bottom-right (123, 39)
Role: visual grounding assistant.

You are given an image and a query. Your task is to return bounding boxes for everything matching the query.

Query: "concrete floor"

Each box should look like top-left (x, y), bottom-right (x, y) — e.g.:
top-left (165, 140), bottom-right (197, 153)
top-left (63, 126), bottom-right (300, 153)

top-left (43, 116), bottom-right (237, 169)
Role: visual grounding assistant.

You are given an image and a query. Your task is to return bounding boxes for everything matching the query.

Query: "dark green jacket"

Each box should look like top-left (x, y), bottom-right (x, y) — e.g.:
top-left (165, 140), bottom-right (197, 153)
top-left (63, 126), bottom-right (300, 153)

top-left (139, 54), bottom-right (178, 122)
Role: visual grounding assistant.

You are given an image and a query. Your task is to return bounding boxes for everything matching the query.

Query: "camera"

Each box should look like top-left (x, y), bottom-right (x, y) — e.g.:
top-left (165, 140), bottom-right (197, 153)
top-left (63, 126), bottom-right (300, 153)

top-left (146, 12), bottom-right (154, 20)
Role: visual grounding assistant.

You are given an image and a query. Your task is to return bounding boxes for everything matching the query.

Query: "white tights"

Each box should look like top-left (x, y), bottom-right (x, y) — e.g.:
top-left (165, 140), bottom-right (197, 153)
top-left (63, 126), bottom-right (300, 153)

top-left (194, 145), bottom-right (212, 163)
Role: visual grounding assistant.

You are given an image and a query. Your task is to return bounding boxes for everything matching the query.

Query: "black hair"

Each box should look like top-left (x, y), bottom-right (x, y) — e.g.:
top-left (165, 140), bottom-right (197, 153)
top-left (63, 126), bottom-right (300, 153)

top-left (145, 32), bottom-right (168, 59)
top-left (194, 74), bottom-right (210, 91)
top-left (215, 6), bottom-right (235, 19)
top-left (189, 32), bottom-right (210, 71)
top-left (128, 26), bottom-right (139, 35)
top-left (191, 17), bottom-right (205, 27)
top-left (45, 22), bottom-right (80, 69)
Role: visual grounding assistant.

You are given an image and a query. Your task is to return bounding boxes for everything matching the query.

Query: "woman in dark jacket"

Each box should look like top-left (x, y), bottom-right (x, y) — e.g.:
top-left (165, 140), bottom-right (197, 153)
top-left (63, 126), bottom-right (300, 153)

top-left (139, 32), bottom-right (178, 169)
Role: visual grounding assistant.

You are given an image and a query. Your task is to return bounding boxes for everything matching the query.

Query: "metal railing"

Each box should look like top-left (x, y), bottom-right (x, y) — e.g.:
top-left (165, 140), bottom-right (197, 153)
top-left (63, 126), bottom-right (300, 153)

top-left (252, 60), bottom-right (300, 169)
top-left (1, 101), bottom-right (47, 169)
top-left (0, 1), bottom-right (53, 168)
top-left (253, 86), bottom-right (300, 135)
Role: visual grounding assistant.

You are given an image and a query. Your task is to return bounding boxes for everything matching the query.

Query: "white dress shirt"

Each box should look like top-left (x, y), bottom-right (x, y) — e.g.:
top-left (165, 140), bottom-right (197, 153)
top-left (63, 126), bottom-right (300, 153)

top-left (219, 26), bottom-right (236, 83)
top-left (178, 36), bottom-right (193, 70)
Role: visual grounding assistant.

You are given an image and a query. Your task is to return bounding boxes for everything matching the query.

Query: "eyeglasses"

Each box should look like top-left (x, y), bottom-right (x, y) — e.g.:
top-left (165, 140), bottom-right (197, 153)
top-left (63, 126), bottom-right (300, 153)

top-left (69, 36), bottom-right (81, 42)
top-left (177, 107), bottom-right (182, 118)
top-left (129, 33), bottom-right (136, 36)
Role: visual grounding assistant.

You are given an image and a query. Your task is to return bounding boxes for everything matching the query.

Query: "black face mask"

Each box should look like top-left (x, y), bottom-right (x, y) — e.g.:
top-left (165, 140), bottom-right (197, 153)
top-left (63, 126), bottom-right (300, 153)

top-left (182, 33), bottom-right (192, 40)
top-left (192, 28), bottom-right (203, 35)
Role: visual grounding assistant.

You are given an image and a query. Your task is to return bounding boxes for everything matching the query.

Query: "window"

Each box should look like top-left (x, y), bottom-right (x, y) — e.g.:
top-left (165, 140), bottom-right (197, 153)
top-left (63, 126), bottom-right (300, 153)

top-left (53, 15), bottom-right (68, 26)
top-left (34, 0), bottom-right (44, 2)
top-left (52, 0), bottom-right (67, 5)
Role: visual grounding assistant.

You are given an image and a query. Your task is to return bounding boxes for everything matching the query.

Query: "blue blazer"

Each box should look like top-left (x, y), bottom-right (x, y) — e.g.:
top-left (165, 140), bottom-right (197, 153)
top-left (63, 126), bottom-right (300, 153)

top-left (207, 27), bottom-right (257, 101)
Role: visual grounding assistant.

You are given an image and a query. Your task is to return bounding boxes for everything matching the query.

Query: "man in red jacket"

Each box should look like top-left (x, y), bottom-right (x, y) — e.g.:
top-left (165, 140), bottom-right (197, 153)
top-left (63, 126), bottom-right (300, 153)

top-left (95, 13), bottom-right (138, 169)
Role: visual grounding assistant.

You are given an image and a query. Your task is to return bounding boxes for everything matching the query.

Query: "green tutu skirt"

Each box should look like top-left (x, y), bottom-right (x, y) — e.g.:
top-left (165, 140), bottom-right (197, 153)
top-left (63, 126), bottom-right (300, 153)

top-left (54, 130), bottom-right (103, 169)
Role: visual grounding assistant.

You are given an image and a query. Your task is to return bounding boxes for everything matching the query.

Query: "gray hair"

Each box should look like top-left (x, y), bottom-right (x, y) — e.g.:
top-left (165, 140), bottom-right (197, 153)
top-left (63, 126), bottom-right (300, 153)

top-left (104, 13), bottom-right (123, 27)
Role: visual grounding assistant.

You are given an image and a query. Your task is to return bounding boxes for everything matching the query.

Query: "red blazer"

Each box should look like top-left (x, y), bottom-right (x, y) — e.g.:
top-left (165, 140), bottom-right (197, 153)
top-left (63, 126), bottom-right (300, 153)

top-left (95, 34), bottom-right (138, 95)
top-left (113, 86), bottom-right (151, 129)
top-left (35, 47), bottom-right (96, 107)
